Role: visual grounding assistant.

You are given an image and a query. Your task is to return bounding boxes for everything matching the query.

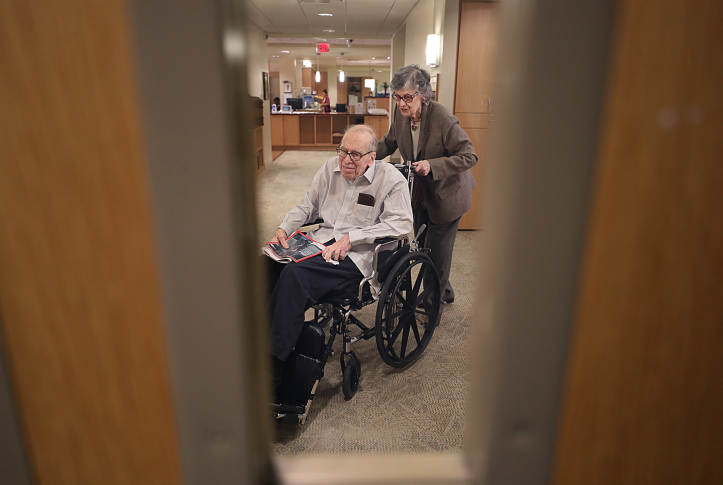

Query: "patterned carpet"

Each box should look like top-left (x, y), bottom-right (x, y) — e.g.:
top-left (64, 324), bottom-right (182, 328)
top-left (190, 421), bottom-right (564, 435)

top-left (258, 151), bottom-right (477, 455)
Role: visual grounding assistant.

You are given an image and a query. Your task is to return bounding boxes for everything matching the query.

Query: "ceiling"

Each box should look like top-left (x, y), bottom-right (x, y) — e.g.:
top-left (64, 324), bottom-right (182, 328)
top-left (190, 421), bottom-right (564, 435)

top-left (244, 0), bottom-right (420, 71)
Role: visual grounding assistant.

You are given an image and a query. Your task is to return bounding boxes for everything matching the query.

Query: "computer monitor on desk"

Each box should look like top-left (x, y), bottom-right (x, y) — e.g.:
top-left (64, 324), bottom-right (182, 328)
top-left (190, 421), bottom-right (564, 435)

top-left (336, 103), bottom-right (347, 113)
top-left (286, 98), bottom-right (303, 110)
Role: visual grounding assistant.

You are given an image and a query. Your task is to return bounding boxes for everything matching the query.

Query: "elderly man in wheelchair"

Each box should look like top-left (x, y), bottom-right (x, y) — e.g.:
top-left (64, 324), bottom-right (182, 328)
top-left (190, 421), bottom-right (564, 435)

top-left (266, 124), bottom-right (442, 424)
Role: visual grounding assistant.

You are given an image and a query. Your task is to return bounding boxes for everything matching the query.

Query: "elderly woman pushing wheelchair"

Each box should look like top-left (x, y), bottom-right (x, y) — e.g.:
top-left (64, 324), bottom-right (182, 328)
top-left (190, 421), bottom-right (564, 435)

top-left (376, 65), bottom-right (478, 312)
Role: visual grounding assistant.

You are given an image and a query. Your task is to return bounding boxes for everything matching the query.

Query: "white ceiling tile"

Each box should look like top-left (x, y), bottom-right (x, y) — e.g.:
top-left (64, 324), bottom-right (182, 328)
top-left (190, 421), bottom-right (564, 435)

top-left (256, 0), bottom-right (400, 69)
top-left (377, 1), bottom-right (417, 35)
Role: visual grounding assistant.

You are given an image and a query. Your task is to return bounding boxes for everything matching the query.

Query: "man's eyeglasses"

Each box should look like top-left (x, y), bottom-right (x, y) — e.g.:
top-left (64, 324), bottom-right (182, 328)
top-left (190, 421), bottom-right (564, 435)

top-left (337, 146), bottom-right (373, 162)
top-left (391, 92), bottom-right (419, 103)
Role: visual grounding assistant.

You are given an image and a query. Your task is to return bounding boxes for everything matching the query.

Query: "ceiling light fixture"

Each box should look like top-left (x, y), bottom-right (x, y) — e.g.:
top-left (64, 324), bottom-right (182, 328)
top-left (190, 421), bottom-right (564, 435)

top-left (364, 61), bottom-right (374, 90)
top-left (281, 50), bottom-right (289, 53)
top-left (315, 53), bottom-right (321, 83)
top-left (323, 29), bottom-right (334, 33)
top-left (426, 33), bottom-right (440, 67)
top-left (319, 13), bottom-right (333, 17)
top-left (339, 52), bottom-right (345, 83)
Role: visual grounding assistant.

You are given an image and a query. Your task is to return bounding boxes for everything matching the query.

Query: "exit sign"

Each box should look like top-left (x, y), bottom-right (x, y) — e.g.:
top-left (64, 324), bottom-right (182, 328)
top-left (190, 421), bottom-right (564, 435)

top-left (316, 43), bottom-right (330, 53)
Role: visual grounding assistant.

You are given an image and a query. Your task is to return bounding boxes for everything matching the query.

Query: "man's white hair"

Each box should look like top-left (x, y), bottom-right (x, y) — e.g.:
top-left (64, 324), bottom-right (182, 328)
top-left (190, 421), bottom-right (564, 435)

top-left (343, 124), bottom-right (378, 153)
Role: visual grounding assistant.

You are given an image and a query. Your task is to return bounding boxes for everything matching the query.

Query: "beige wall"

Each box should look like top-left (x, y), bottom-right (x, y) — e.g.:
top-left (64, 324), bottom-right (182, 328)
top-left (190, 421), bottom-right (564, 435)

top-left (392, 23), bottom-right (407, 82)
top-left (438, 0), bottom-right (460, 110)
top-left (278, 56), bottom-right (296, 102)
top-left (404, 0), bottom-right (436, 71)
top-left (244, 22), bottom-right (272, 167)
top-left (328, 72), bottom-right (339, 106)
top-left (395, 0), bottom-right (457, 111)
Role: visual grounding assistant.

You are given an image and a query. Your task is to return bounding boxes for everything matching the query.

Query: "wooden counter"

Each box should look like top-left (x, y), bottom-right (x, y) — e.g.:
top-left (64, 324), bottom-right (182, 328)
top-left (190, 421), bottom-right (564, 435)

top-left (271, 112), bottom-right (389, 150)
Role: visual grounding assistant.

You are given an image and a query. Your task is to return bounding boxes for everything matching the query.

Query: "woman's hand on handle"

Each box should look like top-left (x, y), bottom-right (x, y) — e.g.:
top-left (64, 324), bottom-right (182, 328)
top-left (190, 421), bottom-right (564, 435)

top-left (412, 160), bottom-right (431, 176)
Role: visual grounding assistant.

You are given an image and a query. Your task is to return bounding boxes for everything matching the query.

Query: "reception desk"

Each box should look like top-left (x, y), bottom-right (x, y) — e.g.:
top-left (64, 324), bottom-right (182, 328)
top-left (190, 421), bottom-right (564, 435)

top-left (270, 112), bottom-right (389, 150)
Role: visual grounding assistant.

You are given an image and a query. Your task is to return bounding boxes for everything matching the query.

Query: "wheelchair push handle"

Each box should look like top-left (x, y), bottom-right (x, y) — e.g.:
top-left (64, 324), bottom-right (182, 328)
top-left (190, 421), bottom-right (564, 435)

top-left (415, 224), bottom-right (426, 241)
top-left (411, 224), bottom-right (426, 252)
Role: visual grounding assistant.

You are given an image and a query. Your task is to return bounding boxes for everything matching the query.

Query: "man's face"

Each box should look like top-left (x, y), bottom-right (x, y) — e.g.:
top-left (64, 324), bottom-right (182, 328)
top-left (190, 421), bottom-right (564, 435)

top-left (338, 131), bottom-right (375, 181)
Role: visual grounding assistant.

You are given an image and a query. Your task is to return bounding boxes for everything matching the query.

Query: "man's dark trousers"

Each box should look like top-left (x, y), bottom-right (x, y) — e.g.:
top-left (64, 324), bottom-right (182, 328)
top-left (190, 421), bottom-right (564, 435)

top-left (266, 241), bottom-right (362, 361)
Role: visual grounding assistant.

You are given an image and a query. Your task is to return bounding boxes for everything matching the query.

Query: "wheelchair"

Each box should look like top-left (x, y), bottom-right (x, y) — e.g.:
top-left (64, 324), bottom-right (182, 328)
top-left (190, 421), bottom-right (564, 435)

top-left (272, 163), bottom-right (442, 424)
top-left (272, 224), bottom-right (442, 424)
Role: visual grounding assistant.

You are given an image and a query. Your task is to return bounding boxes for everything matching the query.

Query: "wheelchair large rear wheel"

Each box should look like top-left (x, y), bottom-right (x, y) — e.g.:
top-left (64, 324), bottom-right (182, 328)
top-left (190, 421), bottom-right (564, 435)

top-left (375, 252), bottom-right (441, 367)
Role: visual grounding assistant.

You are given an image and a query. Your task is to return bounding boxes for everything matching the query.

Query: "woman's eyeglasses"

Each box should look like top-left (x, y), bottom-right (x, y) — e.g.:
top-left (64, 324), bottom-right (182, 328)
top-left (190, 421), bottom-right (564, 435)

top-left (337, 147), bottom-right (373, 162)
top-left (391, 92), bottom-right (419, 103)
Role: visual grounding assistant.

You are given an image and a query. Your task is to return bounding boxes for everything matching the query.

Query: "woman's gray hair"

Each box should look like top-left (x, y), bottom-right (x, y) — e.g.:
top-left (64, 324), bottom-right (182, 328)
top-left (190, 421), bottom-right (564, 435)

top-left (390, 65), bottom-right (433, 104)
top-left (343, 124), bottom-right (378, 153)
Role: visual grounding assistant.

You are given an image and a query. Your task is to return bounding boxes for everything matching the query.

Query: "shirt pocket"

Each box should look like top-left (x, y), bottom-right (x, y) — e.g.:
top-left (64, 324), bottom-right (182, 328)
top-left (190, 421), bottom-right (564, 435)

top-left (350, 202), bottom-right (376, 226)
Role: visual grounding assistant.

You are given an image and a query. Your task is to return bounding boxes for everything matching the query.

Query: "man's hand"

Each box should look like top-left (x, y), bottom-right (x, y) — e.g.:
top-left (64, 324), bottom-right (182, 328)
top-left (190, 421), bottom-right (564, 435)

top-left (412, 159), bottom-right (431, 176)
top-left (322, 234), bottom-right (352, 262)
top-left (271, 228), bottom-right (289, 249)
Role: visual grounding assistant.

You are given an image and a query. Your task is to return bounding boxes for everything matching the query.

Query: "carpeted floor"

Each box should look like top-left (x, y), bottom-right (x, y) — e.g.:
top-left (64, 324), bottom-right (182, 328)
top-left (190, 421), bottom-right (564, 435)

top-left (257, 150), bottom-right (478, 455)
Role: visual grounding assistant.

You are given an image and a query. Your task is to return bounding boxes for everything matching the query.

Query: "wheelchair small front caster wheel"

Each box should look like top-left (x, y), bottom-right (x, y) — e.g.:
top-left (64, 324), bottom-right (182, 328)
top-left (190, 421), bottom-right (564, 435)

top-left (341, 353), bottom-right (361, 399)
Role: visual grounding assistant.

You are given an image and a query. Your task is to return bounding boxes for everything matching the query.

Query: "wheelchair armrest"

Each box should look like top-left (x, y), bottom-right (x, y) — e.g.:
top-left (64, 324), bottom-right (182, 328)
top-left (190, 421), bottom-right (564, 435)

top-left (356, 236), bottom-right (409, 301)
top-left (373, 236), bottom-right (407, 269)
top-left (373, 237), bottom-right (399, 245)
top-left (298, 218), bottom-right (324, 233)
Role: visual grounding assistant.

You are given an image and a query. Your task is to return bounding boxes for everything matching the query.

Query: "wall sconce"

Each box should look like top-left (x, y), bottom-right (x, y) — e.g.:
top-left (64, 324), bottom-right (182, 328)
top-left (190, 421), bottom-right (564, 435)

top-left (426, 34), bottom-right (440, 67)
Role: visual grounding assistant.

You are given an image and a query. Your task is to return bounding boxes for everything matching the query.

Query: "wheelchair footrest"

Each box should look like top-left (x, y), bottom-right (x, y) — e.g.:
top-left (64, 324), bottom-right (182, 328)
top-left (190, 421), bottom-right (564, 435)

top-left (272, 403), bottom-right (305, 415)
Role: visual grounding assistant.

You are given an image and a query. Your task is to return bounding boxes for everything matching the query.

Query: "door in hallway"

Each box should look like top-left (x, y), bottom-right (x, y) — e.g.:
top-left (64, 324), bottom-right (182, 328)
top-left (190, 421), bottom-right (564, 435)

top-left (455, 0), bottom-right (499, 230)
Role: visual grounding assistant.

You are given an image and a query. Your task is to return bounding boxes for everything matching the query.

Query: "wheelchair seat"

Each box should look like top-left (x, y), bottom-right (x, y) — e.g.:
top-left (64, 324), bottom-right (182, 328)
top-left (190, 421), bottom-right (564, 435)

top-left (319, 276), bottom-right (367, 307)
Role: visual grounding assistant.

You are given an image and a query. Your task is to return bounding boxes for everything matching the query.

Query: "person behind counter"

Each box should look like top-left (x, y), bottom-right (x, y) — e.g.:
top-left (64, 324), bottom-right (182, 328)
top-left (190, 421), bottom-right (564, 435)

top-left (375, 64), bottom-right (478, 311)
top-left (321, 89), bottom-right (331, 113)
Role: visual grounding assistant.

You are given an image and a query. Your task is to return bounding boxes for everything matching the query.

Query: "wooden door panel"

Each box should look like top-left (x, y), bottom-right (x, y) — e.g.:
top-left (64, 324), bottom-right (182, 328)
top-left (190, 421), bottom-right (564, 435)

top-left (454, 1), bottom-right (499, 230)
top-left (456, 112), bottom-right (493, 129)
top-left (458, 128), bottom-right (487, 230)
top-left (271, 116), bottom-right (284, 145)
top-left (553, 0), bottom-right (723, 483)
top-left (0, 2), bottom-right (181, 483)
top-left (313, 71), bottom-right (328, 95)
top-left (302, 68), bottom-right (313, 89)
top-left (454, 2), bottom-right (500, 114)
top-left (283, 116), bottom-right (300, 146)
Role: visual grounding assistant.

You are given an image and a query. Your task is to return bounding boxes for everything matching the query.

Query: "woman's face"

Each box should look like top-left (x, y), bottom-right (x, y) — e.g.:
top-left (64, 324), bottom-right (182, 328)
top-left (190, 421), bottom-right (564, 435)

top-left (393, 85), bottom-right (423, 118)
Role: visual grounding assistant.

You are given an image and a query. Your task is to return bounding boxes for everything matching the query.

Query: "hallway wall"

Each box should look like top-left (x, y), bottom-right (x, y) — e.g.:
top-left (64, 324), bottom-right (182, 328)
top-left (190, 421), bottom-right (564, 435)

top-left (245, 21), bottom-right (272, 168)
top-left (393, 0), bottom-right (458, 111)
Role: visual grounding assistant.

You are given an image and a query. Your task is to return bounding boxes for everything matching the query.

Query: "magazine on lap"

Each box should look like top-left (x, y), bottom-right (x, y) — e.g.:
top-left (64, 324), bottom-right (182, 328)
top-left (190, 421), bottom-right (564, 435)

top-left (263, 230), bottom-right (326, 263)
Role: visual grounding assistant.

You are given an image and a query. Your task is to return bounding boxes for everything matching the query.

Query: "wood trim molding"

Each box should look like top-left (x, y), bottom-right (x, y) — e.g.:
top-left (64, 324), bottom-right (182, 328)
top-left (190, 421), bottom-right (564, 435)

top-left (275, 453), bottom-right (471, 485)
